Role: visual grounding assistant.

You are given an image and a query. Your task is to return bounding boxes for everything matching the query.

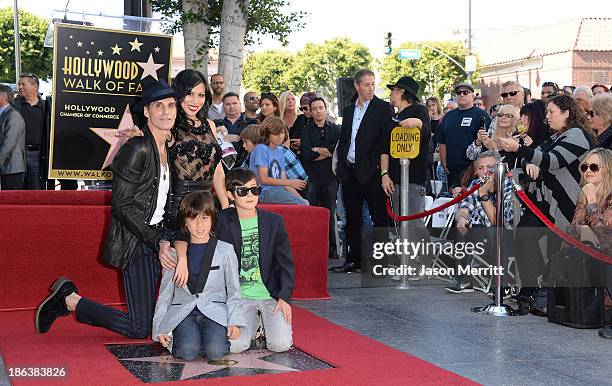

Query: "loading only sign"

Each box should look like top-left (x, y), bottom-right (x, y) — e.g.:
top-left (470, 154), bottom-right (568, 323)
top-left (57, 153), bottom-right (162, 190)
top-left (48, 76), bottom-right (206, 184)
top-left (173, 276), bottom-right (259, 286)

top-left (390, 126), bottom-right (420, 159)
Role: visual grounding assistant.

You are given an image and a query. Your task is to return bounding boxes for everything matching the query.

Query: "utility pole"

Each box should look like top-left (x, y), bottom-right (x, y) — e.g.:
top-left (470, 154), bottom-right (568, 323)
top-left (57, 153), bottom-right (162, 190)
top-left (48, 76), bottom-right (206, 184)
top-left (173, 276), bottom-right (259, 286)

top-left (467, 0), bottom-right (473, 84)
top-left (13, 0), bottom-right (21, 84)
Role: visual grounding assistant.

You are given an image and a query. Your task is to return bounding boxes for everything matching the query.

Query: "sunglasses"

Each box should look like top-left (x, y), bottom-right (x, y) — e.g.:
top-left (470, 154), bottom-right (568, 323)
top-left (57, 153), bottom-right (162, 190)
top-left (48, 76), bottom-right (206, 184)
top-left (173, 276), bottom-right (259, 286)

top-left (501, 90), bottom-right (520, 98)
top-left (299, 106), bottom-right (310, 111)
top-left (248, 96), bottom-right (259, 101)
top-left (455, 90), bottom-right (471, 95)
top-left (589, 111), bottom-right (597, 118)
top-left (497, 113), bottom-right (514, 118)
top-left (231, 186), bottom-right (262, 197)
top-left (580, 163), bottom-right (600, 173)
top-left (20, 72), bottom-right (39, 85)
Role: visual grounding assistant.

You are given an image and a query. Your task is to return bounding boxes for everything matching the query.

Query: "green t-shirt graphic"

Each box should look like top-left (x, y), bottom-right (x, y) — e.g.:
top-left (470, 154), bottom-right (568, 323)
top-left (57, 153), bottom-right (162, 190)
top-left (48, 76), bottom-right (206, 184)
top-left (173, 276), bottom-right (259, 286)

top-left (239, 216), bottom-right (271, 299)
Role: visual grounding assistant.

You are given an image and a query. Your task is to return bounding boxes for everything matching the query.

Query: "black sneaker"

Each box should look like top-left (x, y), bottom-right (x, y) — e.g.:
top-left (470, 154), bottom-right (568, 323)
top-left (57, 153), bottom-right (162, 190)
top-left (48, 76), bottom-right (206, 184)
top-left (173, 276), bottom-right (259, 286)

top-left (598, 326), bottom-right (612, 340)
top-left (444, 280), bottom-right (474, 293)
top-left (35, 277), bottom-right (78, 333)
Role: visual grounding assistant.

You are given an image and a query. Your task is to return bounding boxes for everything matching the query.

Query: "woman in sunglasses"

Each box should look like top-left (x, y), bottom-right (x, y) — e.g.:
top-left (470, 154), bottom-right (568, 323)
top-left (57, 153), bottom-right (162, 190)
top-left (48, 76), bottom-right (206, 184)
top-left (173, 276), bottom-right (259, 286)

top-left (590, 93), bottom-right (612, 150)
top-left (499, 95), bottom-right (593, 314)
top-left (566, 148), bottom-right (612, 338)
top-left (466, 104), bottom-right (520, 167)
top-left (257, 93), bottom-right (281, 123)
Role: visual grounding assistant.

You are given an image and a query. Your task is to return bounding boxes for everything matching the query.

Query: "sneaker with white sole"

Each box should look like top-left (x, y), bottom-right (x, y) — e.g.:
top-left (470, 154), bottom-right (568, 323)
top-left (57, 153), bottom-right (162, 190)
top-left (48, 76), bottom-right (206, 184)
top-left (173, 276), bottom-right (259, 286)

top-left (444, 280), bottom-right (474, 293)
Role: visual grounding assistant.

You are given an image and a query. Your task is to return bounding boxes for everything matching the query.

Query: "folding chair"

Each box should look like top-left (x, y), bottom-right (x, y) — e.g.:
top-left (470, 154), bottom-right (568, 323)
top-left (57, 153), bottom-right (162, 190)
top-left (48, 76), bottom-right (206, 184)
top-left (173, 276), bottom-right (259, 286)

top-left (426, 197), bottom-right (458, 282)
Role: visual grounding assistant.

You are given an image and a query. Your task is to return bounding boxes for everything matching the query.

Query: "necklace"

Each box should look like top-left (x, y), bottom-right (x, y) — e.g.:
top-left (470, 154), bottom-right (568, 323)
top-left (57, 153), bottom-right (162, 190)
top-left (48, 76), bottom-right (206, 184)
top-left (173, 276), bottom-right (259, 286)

top-left (161, 163), bottom-right (167, 181)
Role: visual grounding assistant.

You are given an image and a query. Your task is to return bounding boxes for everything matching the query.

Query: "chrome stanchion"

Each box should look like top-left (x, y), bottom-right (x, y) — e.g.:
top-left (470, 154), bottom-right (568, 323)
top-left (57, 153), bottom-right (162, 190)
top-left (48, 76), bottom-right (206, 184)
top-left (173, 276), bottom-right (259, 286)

top-left (472, 161), bottom-right (518, 316)
top-left (397, 158), bottom-right (411, 289)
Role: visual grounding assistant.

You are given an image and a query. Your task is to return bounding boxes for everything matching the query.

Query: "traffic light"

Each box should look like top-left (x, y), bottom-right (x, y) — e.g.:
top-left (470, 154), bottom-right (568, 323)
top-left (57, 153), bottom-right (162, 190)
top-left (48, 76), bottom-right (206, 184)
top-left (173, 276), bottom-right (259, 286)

top-left (384, 32), bottom-right (392, 55)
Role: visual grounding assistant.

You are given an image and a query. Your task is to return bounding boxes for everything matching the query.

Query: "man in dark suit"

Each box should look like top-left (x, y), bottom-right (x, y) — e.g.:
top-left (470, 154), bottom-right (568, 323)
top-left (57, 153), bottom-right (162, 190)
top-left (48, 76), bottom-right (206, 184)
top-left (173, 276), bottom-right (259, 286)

top-left (331, 69), bottom-right (393, 272)
top-left (0, 84), bottom-right (26, 189)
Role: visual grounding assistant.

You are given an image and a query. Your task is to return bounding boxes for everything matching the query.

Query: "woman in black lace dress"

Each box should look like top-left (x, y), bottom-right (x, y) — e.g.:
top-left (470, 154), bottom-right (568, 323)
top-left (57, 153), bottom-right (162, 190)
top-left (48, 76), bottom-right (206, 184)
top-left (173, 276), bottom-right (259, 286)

top-left (166, 69), bottom-right (229, 231)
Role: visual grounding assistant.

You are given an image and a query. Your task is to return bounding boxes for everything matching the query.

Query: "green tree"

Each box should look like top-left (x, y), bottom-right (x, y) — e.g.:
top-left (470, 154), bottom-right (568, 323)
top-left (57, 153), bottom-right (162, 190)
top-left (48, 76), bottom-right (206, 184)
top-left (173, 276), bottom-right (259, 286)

top-left (0, 7), bottom-right (52, 83)
top-left (379, 41), bottom-right (477, 100)
top-left (150, 0), bottom-right (306, 56)
top-left (242, 50), bottom-right (294, 95)
top-left (286, 37), bottom-right (372, 103)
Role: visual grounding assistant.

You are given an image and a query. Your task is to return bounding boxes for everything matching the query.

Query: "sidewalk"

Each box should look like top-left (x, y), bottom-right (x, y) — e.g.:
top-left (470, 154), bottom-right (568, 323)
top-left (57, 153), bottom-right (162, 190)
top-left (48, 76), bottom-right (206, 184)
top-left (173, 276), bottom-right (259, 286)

top-left (298, 271), bottom-right (611, 386)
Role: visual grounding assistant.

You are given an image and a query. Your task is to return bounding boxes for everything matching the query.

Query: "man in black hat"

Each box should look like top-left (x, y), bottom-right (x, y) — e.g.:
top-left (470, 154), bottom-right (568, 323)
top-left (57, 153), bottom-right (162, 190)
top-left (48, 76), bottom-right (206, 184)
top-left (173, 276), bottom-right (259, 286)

top-left (438, 83), bottom-right (491, 189)
top-left (380, 76), bottom-right (432, 273)
top-left (35, 80), bottom-right (179, 339)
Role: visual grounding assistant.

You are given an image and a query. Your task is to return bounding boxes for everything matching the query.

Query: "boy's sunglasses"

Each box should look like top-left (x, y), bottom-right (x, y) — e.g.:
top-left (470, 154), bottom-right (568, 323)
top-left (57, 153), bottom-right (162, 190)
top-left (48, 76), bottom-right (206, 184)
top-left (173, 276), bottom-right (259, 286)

top-left (232, 186), bottom-right (262, 197)
top-left (580, 163), bottom-right (600, 173)
top-left (500, 90), bottom-right (520, 98)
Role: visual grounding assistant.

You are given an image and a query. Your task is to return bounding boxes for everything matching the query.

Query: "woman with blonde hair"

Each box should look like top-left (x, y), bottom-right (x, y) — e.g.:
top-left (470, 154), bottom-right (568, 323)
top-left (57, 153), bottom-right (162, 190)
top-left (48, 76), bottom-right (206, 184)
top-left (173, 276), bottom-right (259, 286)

top-left (467, 104), bottom-right (520, 167)
top-left (569, 148), bottom-right (612, 339)
top-left (278, 91), bottom-right (300, 132)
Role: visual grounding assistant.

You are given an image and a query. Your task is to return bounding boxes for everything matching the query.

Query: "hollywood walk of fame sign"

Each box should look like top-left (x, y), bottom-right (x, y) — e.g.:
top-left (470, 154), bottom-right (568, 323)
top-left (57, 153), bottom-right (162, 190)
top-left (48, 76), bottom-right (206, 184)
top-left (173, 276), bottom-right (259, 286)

top-left (48, 23), bottom-right (172, 180)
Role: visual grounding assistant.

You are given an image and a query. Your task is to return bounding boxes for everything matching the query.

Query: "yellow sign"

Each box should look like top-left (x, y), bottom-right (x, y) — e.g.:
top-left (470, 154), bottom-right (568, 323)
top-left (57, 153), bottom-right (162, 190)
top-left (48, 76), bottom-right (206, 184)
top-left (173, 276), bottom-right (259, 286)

top-left (390, 126), bottom-right (420, 159)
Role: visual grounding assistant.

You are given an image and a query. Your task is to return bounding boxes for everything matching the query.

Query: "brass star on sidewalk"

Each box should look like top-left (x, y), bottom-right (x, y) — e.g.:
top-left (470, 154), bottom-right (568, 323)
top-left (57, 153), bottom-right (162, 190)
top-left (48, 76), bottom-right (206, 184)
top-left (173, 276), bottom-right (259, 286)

top-left (137, 53), bottom-right (165, 80)
top-left (111, 44), bottom-right (122, 55)
top-left (122, 350), bottom-right (298, 381)
top-left (129, 37), bottom-right (144, 52)
top-left (90, 105), bottom-right (135, 169)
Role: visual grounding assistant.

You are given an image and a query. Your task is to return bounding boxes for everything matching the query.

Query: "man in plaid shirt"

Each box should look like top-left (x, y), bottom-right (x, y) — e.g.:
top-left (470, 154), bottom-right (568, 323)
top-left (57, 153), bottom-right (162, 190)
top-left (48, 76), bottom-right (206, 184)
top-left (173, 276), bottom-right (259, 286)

top-left (445, 150), bottom-right (517, 293)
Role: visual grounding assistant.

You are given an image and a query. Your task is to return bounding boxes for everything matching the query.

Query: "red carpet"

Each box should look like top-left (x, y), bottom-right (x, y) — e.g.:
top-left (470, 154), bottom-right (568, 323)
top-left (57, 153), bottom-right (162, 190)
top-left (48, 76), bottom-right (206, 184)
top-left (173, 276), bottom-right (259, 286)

top-left (0, 306), bottom-right (476, 385)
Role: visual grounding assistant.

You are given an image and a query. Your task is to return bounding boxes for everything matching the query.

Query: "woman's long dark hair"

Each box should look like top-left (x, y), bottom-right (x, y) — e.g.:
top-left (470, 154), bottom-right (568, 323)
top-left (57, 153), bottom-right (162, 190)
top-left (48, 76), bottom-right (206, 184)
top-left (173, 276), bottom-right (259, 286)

top-left (520, 99), bottom-right (550, 147)
top-left (172, 69), bottom-right (212, 131)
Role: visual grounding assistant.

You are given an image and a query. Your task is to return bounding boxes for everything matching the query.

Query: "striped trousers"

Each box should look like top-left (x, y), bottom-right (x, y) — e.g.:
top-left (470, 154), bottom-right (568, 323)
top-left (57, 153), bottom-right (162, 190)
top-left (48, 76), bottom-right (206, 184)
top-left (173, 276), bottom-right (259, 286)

top-left (75, 243), bottom-right (161, 339)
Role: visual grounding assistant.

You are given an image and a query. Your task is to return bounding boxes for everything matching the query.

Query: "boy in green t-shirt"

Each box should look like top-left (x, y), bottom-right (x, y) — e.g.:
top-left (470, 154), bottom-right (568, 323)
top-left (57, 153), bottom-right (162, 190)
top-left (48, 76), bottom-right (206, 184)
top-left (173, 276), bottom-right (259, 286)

top-left (217, 168), bottom-right (295, 353)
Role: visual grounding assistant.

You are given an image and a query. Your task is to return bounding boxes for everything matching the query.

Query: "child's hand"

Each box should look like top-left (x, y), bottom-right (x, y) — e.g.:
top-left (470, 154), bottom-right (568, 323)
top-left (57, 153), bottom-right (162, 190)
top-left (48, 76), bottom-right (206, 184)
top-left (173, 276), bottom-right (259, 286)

top-left (173, 258), bottom-right (189, 288)
top-left (227, 325), bottom-right (240, 340)
top-left (272, 298), bottom-right (292, 325)
top-left (158, 334), bottom-right (171, 348)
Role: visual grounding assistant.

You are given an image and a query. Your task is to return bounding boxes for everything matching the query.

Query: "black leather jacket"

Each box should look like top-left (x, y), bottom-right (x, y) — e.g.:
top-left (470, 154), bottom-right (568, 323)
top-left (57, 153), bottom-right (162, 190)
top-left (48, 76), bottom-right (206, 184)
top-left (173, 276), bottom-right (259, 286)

top-left (102, 126), bottom-right (171, 269)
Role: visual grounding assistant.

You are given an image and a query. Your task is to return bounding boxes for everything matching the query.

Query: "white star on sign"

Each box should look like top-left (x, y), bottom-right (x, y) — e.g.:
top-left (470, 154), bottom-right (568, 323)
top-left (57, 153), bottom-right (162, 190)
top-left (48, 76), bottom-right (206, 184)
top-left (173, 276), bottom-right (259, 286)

top-left (77, 41), bottom-right (83, 47)
top-left (154, 46), bottom-right (160, 53)
top-left (129, 38), bottom-right (144, 52)
top-left (91, 41), bottom-right (95, 45)
top-left (137, 53), bottom-right (164, 80)
top-left (111, 44), bottom-right (122, 55)
top-left (97, 50), bottom-right (103, 56)
top-left (122, 349), bottom-right (298, 381)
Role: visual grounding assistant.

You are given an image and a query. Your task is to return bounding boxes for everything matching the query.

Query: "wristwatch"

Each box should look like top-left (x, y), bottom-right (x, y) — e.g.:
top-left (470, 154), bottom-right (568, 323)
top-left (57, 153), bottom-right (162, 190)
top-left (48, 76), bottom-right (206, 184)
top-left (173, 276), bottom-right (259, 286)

top-left (381, 169), bottom-right (389, 177)
top-left (478, 194), bottom-right (490, 202)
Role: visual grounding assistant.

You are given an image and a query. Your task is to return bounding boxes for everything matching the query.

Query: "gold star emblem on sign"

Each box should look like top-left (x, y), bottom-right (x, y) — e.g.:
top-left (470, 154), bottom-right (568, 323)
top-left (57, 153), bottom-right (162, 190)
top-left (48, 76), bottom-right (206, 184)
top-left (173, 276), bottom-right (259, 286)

top-left (129, 38), bottom-right (144, 52)
top-left (137, 53), bottom-right (165, 80)
top-left (111, 44), bottom-right (122, 55)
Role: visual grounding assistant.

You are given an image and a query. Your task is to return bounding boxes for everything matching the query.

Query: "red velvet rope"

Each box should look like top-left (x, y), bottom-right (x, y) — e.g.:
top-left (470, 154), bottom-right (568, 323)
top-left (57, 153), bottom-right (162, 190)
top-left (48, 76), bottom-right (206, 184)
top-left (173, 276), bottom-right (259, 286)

top-left (515, 189), bottom-right (612, 265)
top-left (385, 182), bottom-right (481, 222)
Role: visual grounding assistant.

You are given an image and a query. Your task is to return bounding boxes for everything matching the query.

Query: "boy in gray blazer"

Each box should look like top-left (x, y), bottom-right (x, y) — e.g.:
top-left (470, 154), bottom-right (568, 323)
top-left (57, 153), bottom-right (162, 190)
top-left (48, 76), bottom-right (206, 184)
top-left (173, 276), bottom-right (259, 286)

top-left (152, 192), bottom-right (245, 360)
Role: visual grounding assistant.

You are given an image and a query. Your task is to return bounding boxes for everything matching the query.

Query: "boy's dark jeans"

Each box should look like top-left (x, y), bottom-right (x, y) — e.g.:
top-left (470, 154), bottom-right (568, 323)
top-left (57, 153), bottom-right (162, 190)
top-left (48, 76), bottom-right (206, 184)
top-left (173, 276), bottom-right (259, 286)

top-left (172, 307), bottom-right (230, 361)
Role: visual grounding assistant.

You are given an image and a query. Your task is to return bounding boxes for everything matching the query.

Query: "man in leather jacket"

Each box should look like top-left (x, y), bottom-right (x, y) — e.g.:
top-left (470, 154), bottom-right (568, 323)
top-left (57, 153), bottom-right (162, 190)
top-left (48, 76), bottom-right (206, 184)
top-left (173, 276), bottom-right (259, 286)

top-left (35, 81), bottom-right (179, 338)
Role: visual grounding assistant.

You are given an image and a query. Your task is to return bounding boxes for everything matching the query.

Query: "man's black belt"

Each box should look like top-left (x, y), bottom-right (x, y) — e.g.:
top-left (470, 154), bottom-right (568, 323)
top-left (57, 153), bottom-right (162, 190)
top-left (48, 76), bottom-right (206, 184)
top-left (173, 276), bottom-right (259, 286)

top-left (26, 145), bottom-right (40, 151)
